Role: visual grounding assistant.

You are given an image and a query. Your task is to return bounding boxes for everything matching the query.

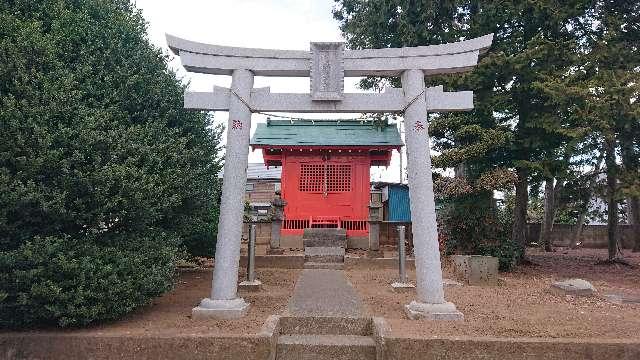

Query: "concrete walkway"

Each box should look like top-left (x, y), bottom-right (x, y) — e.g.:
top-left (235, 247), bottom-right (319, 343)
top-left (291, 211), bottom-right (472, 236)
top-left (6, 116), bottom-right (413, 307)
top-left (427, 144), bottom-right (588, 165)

top-left (287, 269), bottom-right (365, 317)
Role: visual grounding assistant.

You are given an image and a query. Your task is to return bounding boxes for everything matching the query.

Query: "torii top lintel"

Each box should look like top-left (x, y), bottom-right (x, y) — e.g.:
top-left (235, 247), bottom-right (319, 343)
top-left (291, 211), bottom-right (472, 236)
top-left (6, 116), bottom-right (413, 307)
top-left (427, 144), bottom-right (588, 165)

top-left (166, 34), bottom-right (493, 78)
top-left (166, 34), bottom-right (493, 113)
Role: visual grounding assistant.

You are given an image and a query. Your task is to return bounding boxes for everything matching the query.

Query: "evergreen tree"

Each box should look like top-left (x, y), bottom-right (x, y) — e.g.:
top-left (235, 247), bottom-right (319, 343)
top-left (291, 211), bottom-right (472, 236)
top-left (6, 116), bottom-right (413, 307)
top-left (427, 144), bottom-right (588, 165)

top-left (545, 0), bottom-right (639, 260)
top-left (0, 0), bottom-right (222, 327)
top-left (334, 0), bottom-right (589, 261)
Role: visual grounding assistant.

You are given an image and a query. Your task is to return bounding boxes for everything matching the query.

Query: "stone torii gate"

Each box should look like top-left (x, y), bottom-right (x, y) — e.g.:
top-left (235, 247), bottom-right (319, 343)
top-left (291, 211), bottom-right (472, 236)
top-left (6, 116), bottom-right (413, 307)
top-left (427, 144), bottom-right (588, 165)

top-left (167, 33), bottom-right (493, 320)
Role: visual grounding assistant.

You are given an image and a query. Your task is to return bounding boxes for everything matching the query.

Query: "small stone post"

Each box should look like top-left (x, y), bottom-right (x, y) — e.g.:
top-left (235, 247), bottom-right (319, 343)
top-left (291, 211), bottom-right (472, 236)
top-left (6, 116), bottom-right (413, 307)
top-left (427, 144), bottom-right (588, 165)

top-left (248, 224), bottom-right (257, 282)
top-left (192, 69), bottom-right (254, 319)
top-left (268, 191), bottom-right (287, 255)
top-left (239, 224), bottom-right (262, 291)
top-left (368, 190), bottom-right (383, 258)
top-left (391, 225), bottom-right (415, 292)
top-left (401, 69), bottom-right (462, 320)
top-left (398, 226), bottom-right (407, 282)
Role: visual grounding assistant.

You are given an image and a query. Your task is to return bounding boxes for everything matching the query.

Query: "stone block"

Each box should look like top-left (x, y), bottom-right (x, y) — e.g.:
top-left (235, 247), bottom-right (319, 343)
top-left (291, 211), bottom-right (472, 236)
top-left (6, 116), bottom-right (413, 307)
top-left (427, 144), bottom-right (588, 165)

top-left (451, 255), bottom-right (499, 286)
top-left (391, 282), bottom-right (415, 293)
top-left (302, 228), bottom-right (347, 248)
top-left (303, 228), bottom-right (347, 240)
top-left (551, 279), bottom-right (596, 296)
top-left (238, 280), bottom-right (263, 292)
top-left (304, 246), bottom-right (345, 263)
top-left (276, 334), bottom-right (376, 360)
top-left (278, 316), bottom-right (373, 336)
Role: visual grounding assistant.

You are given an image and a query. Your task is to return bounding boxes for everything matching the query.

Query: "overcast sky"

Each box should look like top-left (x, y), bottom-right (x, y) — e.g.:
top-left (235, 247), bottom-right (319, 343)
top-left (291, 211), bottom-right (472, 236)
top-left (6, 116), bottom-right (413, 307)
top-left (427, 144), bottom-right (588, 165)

top-left (134, 0), bottom-right (405, 183)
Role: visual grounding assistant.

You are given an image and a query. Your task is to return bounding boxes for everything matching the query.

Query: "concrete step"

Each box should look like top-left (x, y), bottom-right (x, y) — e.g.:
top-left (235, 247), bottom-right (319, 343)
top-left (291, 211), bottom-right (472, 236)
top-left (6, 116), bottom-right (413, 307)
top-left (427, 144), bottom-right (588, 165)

top-left (279, 316), bottom-right (373, 336)
top-left (303, 262), bottom-right (345, 270)
top-left (304, 247), bottom-right (345, 263)
top-left (303, 228), bottom-right (347, 239)
top-left (276, 334), bottom-right (376, 360)
top-left (303, 228), bottom-right (347, 248)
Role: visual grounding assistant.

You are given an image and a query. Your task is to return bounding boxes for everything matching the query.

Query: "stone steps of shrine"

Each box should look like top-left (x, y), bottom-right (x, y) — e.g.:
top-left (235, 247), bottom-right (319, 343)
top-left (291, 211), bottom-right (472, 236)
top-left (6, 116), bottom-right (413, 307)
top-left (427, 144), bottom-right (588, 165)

top-left (303, 261), bottom-right (345, 270)
top-left (276, 334), bottom-right (376, 360)
top-left (279, 316), bottom-right (373, 336)
top-left (302, 228), bottom-right (347, 248)
top-left (277, 270), bottom-right (376, 360)
top-left (304, 246), bottom-right (345, 263)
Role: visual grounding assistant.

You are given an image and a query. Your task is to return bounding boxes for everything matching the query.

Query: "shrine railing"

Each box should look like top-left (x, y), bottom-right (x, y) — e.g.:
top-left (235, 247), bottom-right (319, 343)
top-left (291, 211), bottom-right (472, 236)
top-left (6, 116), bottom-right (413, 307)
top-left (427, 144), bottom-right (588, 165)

top-left (282, 217), bottom-right (368, 235)
top-left (282, 219), bottom-right (310, 230)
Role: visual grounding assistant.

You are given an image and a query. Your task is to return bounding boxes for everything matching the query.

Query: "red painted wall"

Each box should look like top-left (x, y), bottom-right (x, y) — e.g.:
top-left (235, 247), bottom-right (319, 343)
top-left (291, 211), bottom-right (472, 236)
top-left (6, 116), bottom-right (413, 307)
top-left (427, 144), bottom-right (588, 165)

top-left (280, 151), bottom-right (370, 234)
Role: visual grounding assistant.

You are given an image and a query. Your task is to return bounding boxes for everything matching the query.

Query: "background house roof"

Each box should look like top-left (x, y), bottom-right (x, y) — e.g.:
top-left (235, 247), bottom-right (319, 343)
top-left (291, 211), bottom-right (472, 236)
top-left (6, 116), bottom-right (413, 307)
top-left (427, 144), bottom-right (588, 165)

top-left (250, 119), bottom-right (403, 148)
top-left (218, 163), bottom-right (282, 180)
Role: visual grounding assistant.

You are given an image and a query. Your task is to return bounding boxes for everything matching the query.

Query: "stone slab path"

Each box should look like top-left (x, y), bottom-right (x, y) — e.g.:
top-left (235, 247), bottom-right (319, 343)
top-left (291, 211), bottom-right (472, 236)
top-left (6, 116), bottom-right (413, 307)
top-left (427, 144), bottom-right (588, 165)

top-left (287, 269), bottom-right (365, 317)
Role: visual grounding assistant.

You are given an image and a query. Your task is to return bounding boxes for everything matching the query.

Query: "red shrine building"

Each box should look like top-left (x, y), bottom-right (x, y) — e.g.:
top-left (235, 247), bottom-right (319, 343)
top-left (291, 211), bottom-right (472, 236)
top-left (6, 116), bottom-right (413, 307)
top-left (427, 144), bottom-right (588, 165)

top-left (250, 119), bottom-right (403, 245)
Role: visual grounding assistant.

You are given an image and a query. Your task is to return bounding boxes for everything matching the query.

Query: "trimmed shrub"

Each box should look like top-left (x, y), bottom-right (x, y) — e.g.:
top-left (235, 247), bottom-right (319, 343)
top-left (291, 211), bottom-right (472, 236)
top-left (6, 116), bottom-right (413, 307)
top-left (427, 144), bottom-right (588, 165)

top-left (0, 235), bottom-right (178, 328)
top-left (440, 191), bottom-right (519, 271)
top-left (0, 0), bottom-right (221, 327)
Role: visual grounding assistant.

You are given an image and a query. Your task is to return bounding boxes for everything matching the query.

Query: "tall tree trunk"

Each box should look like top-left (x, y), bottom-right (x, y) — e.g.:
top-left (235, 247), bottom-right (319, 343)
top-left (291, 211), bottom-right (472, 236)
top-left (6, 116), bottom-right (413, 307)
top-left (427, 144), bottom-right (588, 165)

top-left (620, 135), bottom-right (640, 252)
top-left (604, 136), bottom-right (622, 260)
top-left (570, 155), bottom-right (604, 249)
top-left (629, 198), bottom-right (640, 252)
top-left (571, 211), bottom-right (587, 249)
top-left (512, 167), bottom-right (529, 259)
top-left (540, 178), bottom-right (555, 251)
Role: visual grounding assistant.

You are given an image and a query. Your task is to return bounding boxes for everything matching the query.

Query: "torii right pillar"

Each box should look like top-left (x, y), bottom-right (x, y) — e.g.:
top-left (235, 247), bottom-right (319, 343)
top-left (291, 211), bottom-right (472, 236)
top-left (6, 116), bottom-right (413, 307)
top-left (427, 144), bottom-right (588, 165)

top-left (402, 69), bottom-right (463, 320)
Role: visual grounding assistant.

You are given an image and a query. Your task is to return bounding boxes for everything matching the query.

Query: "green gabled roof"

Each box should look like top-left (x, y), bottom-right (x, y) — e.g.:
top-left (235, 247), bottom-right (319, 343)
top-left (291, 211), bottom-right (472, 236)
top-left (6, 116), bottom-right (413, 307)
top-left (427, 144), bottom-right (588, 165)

top-left (250, 119), bottom-right (403, 147)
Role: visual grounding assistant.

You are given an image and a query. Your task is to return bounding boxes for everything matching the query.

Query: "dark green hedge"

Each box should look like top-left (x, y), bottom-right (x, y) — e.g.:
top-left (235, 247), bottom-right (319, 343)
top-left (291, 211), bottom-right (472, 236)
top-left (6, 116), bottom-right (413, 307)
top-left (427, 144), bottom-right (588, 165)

top-left (0, 0), bottom-right (221, 327)
top-left (440, 192), bottom-right (520, 271)
top-left (0, 235), bottom-right (178, 328)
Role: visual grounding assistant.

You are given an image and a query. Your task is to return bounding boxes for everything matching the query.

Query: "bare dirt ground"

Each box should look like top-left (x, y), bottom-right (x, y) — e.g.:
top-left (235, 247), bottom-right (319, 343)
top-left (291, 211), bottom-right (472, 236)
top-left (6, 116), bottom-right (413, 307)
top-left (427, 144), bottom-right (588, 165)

top-left (347, 247), bottom-right (640, 339)
top-left (7, 248), bottom-right (639, 340)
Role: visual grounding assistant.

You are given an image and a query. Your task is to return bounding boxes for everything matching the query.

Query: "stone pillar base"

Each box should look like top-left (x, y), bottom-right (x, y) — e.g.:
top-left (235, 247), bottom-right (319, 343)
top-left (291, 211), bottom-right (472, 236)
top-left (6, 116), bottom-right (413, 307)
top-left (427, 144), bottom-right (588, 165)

top-left (192, 298), bottom-right (250, 319)
top-left (238, 280), bottom-right (263, 292)
top-left (404, 300), bottom-right (463, 321)
top-left (391, 282), bottom-right (415, 293)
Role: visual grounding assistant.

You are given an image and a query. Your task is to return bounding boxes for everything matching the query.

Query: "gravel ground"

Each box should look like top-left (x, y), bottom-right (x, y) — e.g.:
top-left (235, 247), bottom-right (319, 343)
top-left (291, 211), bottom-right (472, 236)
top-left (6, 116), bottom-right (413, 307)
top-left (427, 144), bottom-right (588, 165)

top-left (347, 248), bottom-right (640, 339)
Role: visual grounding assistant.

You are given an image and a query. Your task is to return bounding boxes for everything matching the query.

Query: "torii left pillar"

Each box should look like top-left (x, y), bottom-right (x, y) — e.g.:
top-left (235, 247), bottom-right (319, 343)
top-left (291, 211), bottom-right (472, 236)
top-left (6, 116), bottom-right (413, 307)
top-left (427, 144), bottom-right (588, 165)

top-left (192, 69), bottom-right (254, 319)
